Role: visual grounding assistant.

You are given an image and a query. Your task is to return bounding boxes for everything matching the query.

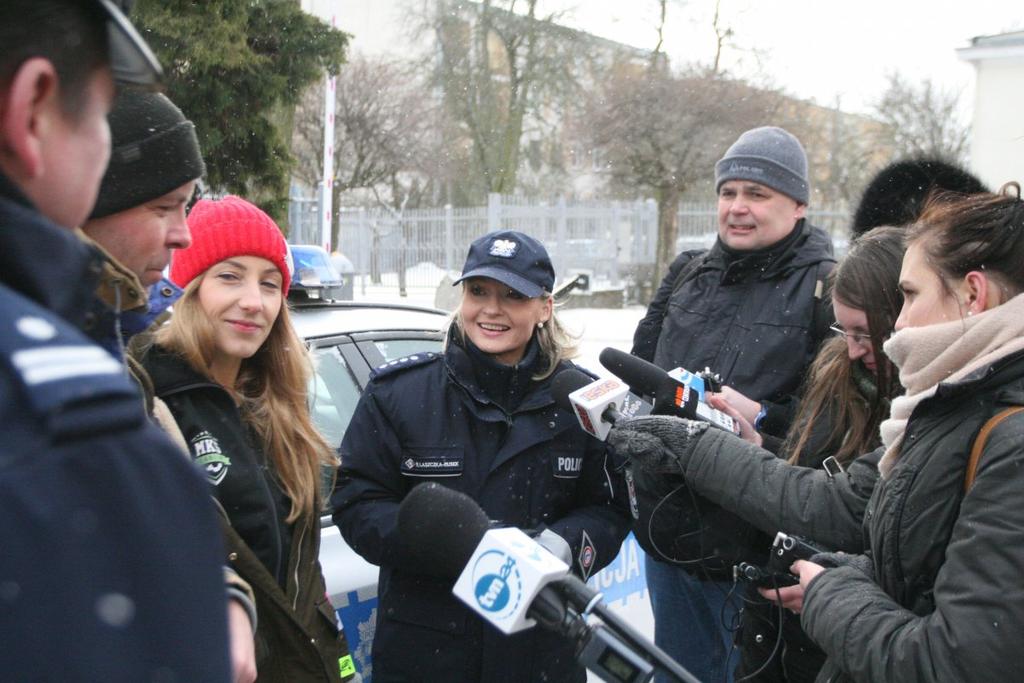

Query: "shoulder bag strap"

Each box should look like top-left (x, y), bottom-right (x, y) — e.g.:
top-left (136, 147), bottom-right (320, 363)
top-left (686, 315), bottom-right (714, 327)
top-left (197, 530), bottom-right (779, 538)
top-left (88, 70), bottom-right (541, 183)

top-left (965, 406), bottom-right (1024, 493)
top-left (669, 252), bottom-right (706, 299)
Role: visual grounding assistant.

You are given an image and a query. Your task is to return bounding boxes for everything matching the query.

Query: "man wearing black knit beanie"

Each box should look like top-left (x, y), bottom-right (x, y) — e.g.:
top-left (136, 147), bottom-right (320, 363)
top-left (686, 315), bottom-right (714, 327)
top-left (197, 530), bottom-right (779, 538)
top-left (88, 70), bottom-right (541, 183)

top-left (81, 89), bottom-right (206, 355)
top-left (81, 88), bottom-right (259, 683)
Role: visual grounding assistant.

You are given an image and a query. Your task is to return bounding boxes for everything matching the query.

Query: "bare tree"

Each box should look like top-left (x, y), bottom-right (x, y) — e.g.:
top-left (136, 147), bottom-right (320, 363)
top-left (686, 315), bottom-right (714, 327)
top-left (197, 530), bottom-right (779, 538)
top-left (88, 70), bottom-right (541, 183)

top-left (872, 72), bottom-right (970, 164)
top-left (292, 55), bottom-right (441, 252)
top-left (586, 65), bottom-right (783, 285)
top-left (424, 0), bottom-right (589, 199)
top-left (709, 0), bottom-right (734, 75)
top-left (778, 97), bottom-right (895, 205)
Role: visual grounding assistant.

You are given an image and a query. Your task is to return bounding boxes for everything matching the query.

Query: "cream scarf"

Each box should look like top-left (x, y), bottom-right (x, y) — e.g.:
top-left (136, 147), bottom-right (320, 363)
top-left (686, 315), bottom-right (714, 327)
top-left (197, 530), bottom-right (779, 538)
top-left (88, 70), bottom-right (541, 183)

top-left (878, 292), bottom-right (1024, 478)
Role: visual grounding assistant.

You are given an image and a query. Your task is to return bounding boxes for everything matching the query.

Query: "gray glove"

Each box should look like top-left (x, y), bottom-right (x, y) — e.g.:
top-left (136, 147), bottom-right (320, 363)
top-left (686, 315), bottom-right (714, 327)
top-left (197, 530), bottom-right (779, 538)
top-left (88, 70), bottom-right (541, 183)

top-left (535, 528), bottom-right (572, 565)
top-left (809, 551), bottom-right (874, 579)
top-left (606, 415), bottom-right (710, 474)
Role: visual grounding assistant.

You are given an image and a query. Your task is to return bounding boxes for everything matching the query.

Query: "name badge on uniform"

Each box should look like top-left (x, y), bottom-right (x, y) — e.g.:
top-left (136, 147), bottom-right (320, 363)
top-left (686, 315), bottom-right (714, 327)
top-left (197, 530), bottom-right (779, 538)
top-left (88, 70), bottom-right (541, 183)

top-left (400, 447), bottom-right (463, 477)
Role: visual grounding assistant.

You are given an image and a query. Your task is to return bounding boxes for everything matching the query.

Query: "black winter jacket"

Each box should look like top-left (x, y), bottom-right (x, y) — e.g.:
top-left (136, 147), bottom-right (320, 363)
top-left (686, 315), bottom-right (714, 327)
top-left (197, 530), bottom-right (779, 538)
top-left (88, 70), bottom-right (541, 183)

top-left (0, 174), bottom-right (231, 681)
top-left (736, 364), bottom-right (885, 683)
top-left (633, 219), bottom-right (835, 436)
top-left (801, 349), bottom-right (1024, 683)
top-left (141, 345), bottom-right (349, 683)
top-left (631, 221), bottom-right (835, 572)
top-left (332, 338), bottom-right (630, 682)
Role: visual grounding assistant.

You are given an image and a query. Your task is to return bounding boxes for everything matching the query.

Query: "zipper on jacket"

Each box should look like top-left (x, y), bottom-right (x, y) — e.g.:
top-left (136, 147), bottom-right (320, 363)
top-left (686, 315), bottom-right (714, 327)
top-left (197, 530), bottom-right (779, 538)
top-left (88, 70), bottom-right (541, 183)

top-left (292, 521), bottom-right (306, 611)
top-left (249, 429), bottom-right (287, 587)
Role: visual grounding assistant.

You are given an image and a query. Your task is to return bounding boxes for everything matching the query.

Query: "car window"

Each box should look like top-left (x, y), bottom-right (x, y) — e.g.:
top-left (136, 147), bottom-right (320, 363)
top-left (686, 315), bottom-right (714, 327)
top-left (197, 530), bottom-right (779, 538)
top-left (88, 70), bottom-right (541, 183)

top-left (372, 338), bottom-right (443, 363)
top-left (309, 345), bottom-right (362, 448)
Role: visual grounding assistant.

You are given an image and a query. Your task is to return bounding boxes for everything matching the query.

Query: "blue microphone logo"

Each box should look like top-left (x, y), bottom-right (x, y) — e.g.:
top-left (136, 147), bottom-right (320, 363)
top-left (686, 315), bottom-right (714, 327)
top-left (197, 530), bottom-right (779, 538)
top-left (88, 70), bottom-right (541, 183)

top-left (471, 550), bottom-right (523, 619)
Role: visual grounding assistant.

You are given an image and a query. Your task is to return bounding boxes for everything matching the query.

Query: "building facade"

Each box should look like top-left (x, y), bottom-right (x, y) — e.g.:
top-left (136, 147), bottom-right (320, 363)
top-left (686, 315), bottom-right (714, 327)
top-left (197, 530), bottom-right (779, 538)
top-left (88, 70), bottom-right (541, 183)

top-left (958, 31), bottom-right (1024, 189)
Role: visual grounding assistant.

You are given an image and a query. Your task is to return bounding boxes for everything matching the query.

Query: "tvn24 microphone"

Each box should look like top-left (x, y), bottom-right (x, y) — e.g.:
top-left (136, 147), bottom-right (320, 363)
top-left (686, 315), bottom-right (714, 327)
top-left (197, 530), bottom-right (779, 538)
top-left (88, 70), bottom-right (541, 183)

top-left (396, 482), bottom-right (699, 683)
top-left (551, 369), bottom-right (652, 441)
top-left (598, 348), bottom-right (738, 434)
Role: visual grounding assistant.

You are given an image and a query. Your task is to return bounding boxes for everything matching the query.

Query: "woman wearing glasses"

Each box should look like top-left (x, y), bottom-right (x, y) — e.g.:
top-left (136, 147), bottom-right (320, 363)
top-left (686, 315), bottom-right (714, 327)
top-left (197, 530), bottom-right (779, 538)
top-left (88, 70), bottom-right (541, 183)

top-left (612, 187), bottom-right (1024, 681)
top-left (695, 226), bottom-right (905, 682)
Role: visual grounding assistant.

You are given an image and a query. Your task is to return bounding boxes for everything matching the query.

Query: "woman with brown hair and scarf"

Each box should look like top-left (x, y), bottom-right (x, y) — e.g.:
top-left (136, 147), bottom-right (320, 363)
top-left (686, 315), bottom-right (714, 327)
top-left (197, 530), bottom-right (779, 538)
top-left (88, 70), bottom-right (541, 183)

top-left (611, 185), bottom-right (1024, 683)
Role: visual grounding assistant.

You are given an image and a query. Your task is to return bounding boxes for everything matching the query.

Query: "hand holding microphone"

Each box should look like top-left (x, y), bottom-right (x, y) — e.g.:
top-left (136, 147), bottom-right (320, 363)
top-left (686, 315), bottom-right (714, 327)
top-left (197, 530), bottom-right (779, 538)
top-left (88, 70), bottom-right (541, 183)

top-left (549, 359), bottom-right (720, 481)
top-left (597, 348), bottom-right (739, 434)
top-left (605, 415), bottom-right (709, 475)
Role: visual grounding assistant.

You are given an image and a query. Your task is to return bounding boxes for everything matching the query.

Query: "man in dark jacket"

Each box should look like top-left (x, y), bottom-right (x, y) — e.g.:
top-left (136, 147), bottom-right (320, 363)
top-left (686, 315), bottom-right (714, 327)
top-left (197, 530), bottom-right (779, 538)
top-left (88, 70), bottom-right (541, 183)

top-left (82, 88), bottom-right (203, 356)
top-left (0, 2), bottom-right (231, 680)
top-left (630, 126), bottom-right (835, 682)
top-left (81, 88), bottom-right (266, 682)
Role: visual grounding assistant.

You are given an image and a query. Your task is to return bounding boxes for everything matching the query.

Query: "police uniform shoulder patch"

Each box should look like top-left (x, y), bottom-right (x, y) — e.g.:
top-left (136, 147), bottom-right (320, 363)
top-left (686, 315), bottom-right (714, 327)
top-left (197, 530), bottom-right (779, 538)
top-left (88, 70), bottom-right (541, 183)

top-left (0, 287), bottom-right (137, 414)
top-left (0, 286), bottom-right (143, 440)
top-left (371, 351), bottom-right (440, 380)
top-left (577, 529), bottom-right (597, 582)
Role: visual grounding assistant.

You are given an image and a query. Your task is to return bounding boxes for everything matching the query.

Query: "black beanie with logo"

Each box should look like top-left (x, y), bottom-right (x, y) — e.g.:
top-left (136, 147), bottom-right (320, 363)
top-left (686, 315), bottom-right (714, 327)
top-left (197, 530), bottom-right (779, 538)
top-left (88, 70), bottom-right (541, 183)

top-left (89, 89), bottom-right (205, 219)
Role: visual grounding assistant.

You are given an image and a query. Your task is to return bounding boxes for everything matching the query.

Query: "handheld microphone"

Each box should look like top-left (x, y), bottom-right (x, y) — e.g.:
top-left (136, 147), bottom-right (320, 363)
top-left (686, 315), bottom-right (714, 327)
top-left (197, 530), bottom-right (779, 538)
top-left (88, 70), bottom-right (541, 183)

top-left (598, 348), bottom-right (737, 434)
top-left (396, 482), bottom-right (699, 683)
top-left (551, 369), bottom-right (652, 441)
top-left (396, 480), bottom-right (492, 578)
top-left (398, 482), bottom-right (573, 634)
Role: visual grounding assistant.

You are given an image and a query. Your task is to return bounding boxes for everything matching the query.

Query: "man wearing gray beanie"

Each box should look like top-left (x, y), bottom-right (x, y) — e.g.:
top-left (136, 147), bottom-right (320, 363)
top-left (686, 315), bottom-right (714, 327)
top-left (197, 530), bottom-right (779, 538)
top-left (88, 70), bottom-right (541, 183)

top-left (630, 125), bottom-right (836, 683)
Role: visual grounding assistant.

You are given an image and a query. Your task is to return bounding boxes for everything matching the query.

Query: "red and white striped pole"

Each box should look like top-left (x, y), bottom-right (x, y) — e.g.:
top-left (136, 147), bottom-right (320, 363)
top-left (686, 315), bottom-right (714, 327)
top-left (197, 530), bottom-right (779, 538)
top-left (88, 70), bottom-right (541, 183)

top-left (320, 12), bottom-right (337, 253)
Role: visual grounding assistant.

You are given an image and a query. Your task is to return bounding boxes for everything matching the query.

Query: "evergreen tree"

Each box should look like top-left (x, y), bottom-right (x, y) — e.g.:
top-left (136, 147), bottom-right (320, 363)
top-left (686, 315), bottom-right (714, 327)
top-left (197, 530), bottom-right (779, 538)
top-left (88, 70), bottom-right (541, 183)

top-left (134, 0), bottom-right (348, 223)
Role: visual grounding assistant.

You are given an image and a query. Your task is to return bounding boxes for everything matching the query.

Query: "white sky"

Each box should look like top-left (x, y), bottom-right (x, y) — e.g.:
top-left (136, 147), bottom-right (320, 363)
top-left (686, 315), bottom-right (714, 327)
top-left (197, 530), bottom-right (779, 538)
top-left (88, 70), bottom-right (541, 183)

top-left (552, 0), bottom-right (1021, 115)
top-left (310, 0), bottom-right (1020, 118)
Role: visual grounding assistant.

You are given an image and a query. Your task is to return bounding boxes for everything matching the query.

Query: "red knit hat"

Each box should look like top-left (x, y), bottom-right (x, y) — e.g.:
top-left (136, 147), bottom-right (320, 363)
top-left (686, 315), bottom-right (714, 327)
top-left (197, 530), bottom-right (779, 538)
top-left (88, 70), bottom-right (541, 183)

top-left (172, 195), bottom-right (292, 295)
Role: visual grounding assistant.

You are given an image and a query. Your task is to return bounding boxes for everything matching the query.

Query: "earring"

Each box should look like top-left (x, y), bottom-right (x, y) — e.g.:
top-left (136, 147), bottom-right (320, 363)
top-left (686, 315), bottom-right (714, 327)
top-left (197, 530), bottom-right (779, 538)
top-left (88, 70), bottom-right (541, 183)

top-left (537, 322), bottom-right (545, 329)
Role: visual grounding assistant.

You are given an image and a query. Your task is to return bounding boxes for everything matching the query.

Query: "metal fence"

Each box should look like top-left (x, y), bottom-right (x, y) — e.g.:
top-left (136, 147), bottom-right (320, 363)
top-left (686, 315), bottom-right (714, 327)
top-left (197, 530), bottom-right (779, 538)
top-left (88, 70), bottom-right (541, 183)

top-left (289, 193), bottom-right (851, 296)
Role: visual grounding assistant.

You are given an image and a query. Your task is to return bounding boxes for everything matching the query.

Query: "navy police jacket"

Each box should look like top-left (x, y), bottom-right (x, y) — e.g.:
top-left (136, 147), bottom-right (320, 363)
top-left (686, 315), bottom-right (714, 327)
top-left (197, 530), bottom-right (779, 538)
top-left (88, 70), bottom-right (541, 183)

top-left (332, 337), bottom-right (630, 682)
top-left (0, 175), bottom-right (231, 682)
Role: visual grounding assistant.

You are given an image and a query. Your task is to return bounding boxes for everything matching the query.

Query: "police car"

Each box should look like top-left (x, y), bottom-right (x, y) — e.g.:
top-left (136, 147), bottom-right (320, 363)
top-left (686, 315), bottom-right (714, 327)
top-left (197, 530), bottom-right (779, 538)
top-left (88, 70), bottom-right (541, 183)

top-left (292, 293), bottom-right (446, 681)
top-left (295, 292), bottom-right (651, 682)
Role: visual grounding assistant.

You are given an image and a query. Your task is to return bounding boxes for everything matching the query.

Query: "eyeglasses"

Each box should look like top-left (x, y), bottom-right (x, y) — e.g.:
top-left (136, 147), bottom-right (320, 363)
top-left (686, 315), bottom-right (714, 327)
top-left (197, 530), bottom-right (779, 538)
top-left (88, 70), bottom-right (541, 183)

top-left (829, 323), bottom-right (872, 347)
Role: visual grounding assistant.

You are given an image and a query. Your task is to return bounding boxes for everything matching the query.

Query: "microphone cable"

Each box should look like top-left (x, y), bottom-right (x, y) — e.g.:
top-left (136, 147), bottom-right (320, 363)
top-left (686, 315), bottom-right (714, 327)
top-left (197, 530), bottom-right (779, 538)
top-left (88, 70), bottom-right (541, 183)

top-left (733, 579), bottom-right (787, 683)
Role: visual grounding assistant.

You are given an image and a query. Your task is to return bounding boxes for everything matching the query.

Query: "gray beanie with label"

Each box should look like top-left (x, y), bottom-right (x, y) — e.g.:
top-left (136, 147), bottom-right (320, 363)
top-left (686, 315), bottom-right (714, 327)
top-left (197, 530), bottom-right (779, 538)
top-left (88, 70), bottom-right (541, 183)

top-left (714, 126), bottom-right (809, 204)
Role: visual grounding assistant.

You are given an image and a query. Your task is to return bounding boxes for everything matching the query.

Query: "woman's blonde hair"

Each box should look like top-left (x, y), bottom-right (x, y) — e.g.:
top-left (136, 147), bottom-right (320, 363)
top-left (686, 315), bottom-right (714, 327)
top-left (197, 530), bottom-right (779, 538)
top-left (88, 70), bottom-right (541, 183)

top-left (154, 276), bottom-right (337, 522)
top-left (444, 288), bottom-right (578, 379)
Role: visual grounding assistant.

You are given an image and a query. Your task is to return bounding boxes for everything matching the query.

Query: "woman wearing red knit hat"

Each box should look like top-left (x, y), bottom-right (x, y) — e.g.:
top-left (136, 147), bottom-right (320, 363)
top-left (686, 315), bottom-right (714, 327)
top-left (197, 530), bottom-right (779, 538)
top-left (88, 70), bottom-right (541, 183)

top-left (135, 195), bottom-right (355, 682)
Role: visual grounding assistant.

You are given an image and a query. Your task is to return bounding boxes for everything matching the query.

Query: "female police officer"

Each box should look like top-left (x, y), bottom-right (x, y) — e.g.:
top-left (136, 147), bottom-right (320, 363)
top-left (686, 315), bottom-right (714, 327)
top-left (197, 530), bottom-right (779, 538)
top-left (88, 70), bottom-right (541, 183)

top-left (332, 230), bottom-right (629, 682)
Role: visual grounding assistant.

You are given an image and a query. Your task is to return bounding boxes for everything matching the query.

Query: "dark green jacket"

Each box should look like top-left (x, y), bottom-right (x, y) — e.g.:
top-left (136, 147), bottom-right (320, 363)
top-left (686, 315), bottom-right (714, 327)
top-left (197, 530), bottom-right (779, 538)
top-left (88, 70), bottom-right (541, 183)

top-left (142, 346), bottom-right (351, 682)
top-left (803, 349), bottom-right (1024, 683)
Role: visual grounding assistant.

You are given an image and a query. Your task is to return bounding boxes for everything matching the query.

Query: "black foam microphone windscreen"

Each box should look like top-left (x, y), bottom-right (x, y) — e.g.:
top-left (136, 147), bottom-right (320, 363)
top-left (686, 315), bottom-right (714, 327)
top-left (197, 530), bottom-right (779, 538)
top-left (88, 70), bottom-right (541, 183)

top-left (598, 347), bottom-right (670, 396)
top-left (550, 368), bottom-right (594, 411)
top-left (396, 482), bottom-right (491, 579)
